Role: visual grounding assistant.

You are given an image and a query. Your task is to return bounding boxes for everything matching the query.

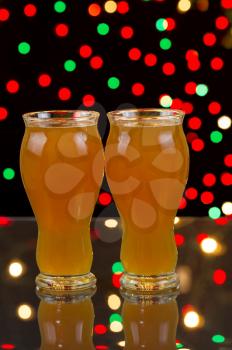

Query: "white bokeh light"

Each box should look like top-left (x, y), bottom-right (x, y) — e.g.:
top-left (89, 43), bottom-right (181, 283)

top-left (200, 237), bottom-right (218, 254)
top-left (217, 115), bottom-right (231, 130)
top-left (8, 261), bottom-right (24, 278)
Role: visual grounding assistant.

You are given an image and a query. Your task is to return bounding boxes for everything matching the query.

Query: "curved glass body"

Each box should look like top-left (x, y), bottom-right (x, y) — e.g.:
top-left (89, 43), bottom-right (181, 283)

top-left (105, 109), bottom-right (189, 293)
top-left (20, 110), bottom-right (104, 293)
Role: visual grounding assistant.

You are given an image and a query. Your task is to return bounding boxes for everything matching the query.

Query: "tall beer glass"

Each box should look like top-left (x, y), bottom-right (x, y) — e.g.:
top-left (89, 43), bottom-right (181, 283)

top-left (20, 110), bottom-right (104, 293)
top-left (105, 109), bottom-right (189, 294)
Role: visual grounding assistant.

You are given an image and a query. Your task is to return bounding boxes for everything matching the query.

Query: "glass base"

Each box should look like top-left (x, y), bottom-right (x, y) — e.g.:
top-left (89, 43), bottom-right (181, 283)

top-left (36, 272), bottom-right (96, 298)
top-left (120, 272), bottom-right (179, 298)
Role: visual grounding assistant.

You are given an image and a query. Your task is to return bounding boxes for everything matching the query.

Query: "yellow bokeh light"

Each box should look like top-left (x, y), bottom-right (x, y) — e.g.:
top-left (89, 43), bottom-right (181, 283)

top-left (217, 115), bottom-right (231, 130)
top-left (177, 0), bottom-right (192, 12)
top-left (118, 340), bottom-right (125, 347)
top-left (17, 304), bottom-right (34, 320)
top-left (174, 216), bottom-right (180, 224)
top-left (108, 294), bottom-right (121, 310)
top-left (200, 237), bottom-right (218, 254)
top-left (8, 260), bottom-right (24, 278)
top-left (110, 321), bottom-right (123, 332)
top-left (105, 218), bottom-right (118, 228)
top-left (104, 1), bottom-right (117, 13)
top-left (222, 202), bottom-right (232, 215)
top-left (183, 311), bottom-right (200, 328)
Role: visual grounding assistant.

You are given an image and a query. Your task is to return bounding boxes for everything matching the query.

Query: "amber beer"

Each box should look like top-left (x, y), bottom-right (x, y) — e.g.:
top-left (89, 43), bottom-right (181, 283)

top-left (38, 295), bottom-right (95, 350)
top-left (122, 294), bottom-right (178, 349)
top-left (20, 111), bottom-right (104, 292)
top-left (105, 109), bottom-right (189, 292)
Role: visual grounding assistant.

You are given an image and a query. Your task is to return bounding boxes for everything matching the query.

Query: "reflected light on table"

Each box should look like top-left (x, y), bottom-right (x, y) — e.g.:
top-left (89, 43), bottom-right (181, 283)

top-left (17, 304), bottom-right (34, 321)
top-left (174, 216), bottom-right (180, 224)
top-left (107, 294), bottom-right (121, 310)
top-left (8, 260), bottom-right (24, 278)
top-left (117, 340), bottom-right (125, 347)
top-left (104, 218), bottom-right (118, 228)
top-left (110, 321), bottom-right (123, 332)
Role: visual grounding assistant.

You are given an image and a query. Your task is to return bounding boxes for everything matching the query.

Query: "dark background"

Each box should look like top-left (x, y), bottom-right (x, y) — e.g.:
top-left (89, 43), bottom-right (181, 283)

top-left (0, 0), bottom-right (231, 217)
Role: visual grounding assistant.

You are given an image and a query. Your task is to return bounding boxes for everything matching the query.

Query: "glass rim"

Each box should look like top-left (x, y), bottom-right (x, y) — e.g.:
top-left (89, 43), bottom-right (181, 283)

top-left (22, 109), bottom-right (100, 120)
top-left (107, 108), bottom-right (185, 119)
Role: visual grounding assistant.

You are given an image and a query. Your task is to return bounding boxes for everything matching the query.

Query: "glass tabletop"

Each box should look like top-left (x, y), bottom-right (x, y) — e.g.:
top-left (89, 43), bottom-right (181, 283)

top-left (0, 217), bottom-right (231, 350)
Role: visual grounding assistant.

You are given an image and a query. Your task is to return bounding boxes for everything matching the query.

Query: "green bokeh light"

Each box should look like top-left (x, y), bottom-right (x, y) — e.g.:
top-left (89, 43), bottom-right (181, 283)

top-left (107, 77), bottom-right (120, 89)
top-left (212, 334), bottom-right (225, 343)
top-left (109, 313), bottom-right (123, 323)
top-left (160, 95), bottom-right (172, 108)
top-left (97, 23), bottom-right (110, 35)
top-left (160, 38), bottom-right (172, 50)
top-left (176, 344), bottom-right (184, 349)
top-left (112, 261), bottom-right (124, 273)
top-left (18, 42), bottom-right (31, 55)
top-left (156, 18), bottom-right (167, 31)
top-left (210, 131), bottom-right (223, 143)
top-left (3, 168), bottom-right (15, 180)
top-left (208, 207), bottom-right (221, 219)
top-left (54, 1), bottom-right (67, 13)
top-left (64, 59), bottom-right (76, 72)
top-left (196, 84), bottom-right (209, 96)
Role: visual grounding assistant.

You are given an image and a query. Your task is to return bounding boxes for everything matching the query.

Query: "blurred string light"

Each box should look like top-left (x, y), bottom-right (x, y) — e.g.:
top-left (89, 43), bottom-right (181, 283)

top-left (177, 0), bottom-right (192, 13)
top-left (212, 334), bottom-right (225, 343)
top-left (97, 23), bottom-right (110, 36)
top-left (94, 324), bottom-right (107, 334)
top-left (200, 237), bottom-right (218, 254)
top-left (108, 77), bottom-right (120, 89)
top-left (88, 3), bottom-right (101, 16)
top-left (17, 304), bottom-right (34, 320)
top-left (104, 1), bottom-right (117, 13)
top-left (159, 94), bottom-right (172, 107)
top-left (112, 261), bottom-right (124, 274)
top-left (174, 216), bottom-right (180, 224)
top-left (110, 321), bottom-right (123, 333)
top-left (108, 294), bottom-right (121, 310)
top-left (118, 341), bottom-right (125, 347)
top-left (213, 269), bottom-right (227, 285)
top-left (109, 313), bottom-right (122, 323)
top-left (18, 42), bottom-right (31, 55)
top-left (54, 1), bottom-right (67, 13)
top-left (3, 168), bottom-right (15, 180)
top-left (8, 260), bottom-right (24, 278)
top-left (210, 131), bottom-right (223, 143)
top-left (208, 206), bottom-right (221, 219)
top-left (222, 201), bottom-right (232, 215)
top-left (160, 38), bottom-right (172, 50)
top-left (105, 219), bottom-right (118, 228)
top-left (183, 310), bottom-right (204, 329)
top-left (196, 84), bottom-right (208, 96)
top-left (217, 115), bottom-right (231, 130)
top-left (0, 345), bottom-right (16, 349)
top-left (64, 59), bottom-right (76, 72)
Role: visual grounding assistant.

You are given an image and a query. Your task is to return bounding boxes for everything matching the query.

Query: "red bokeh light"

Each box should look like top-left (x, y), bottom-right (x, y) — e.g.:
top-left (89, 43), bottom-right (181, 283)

top-left (96, 346), bottom-right (109, 350)
top-left (210, 57), bottom-right (224, 70)
top-left (208, 101), bottom-right (221, 115)
top-left (200, 191), bottom-right (214, 204)
top-left (79, 45), bottom-right (92, 58)
top-left (187, 60), bottom-right (201, 71)
top-left (1, 345), bottom-right (15, 350)
top-left (215, 16), bottom-right (229, 30)
top-left (203, 173), bottom-right (216, 187)
top-left (131, 83), bottom-right (145, 96)
top-left (88, 3), bottom-right (101, 16)
top-left (6, 80), bottom-right (20, 94)
top-left (112, 273), bottom-right (122, 288)
top-left (183, 102), bottom-right (193, 114)
top-left (82, 94), bottom-right (95, 107)
top-left (213, 269), bottom-right (227, 285)
top-left (120, 26), bottom-right (134, 39)
top-left (203, 33), bottom-right (216, 46)
top-left (186, 132), bottom-right (198, 143)
top-left (0, 107), bottom-right (8, 121)
top-left (55, 23), bottom-right (69, 37)
top-left (144, 53), bottom-right (157, 66)
top-left (221, 172), bottom-right (232, 186)
top-left (99, 192), bottom-right (112, 206)
top-left (117, 1), bottom-right (129, 14)
top-left (191, 138), bottom-right (205, 152)
top-left (128, 48), bottom-right (141, 61)
top-left (185, 187), bottom-right (198, 200)
top-left (221, 0), bottom-right (232, 8)
top-left (38, 74), bottom-right (52, 87)
top-left (171, 98), bottom-right (183, 110)
top-left (181, 304), bottom-right (194, 315)
top-left (90, 56), bottom-right (104, 69)
top-left (185, 82), bottom-right (197, 95)
top-left (175, 233), bottom-right (185, 246)
top-left (185, 50), bottom-right (199, 60)
top-left (166, 18), bottom-right (176, 31)
top-left (0, 8), bottom-right (10, 21)
top-left (0, 216), bottom-right (11, 226)
top-left (179, 197), bottom-right (187, 209)
top-left (94, 324), bottom-right (107, 335)
top-left (24, 4), bottom-right (37, 17)
top-left (215, 217), bottom-right (229, 225)
top-left (196, 233), bottom-right (209, 244)
top-left (58, 87), bottom-right (72, 101)
top-left (162, 62), bottom-right (176, 75)
top-left (224, 154), bottom-right (232, 167)
top-left (188, 117), bottom-right (202, 130)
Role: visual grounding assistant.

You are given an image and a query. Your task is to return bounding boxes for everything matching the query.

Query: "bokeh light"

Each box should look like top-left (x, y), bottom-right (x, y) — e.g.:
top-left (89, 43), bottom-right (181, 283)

top-left (0, 8), bottom-right (10, 21)
top-left (221, 202), bottom-right (232, 215)
top-left (24, 4), bottom-right (37, 17)
top-left (208, 206), bottom-right (221, 219)
top-left (107, 294), bottom-right (121, 310)
top-left (200, 237), bottom-right (218, 254)
top-left (17, 304), bottom-right (34, 320)
top-left (104, 1), bottom-right (117, 13)
top-left (183, 311), bottom-right (200, 328)
top-left (88, 4), bottom-right (101, 17)
top-left (54, 23), bottom-right (69, 37)
top-left (177, 0), bottom-right (192, 12)
top-left (217, 115), bottom-right (231, 129)
top-left (108, 77), bottom-right (120, 89)
top-left (3, 168), bottom-right (15, 180)
top-left (64, 59), bottom-right (76, 72)
top-left (213, 269), bottom-right (227, 285)
top-left (54, 1), bottom-right (67, 13)
top-left (105, 219), bottom-right (118, 228)
top-left (8, 261), bottom-right (24, 278)
top-left (97, 23), bottom-right (110, 36)
top-left (110, 321), bottom-right (123, 332)
top-left (212, 334), bottom-right (225, 343)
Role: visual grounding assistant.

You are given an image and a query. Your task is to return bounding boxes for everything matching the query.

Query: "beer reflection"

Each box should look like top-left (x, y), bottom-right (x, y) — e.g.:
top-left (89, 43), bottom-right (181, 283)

top-left (121, 293), bottom-right (178, 350)
top-left (38, 294), bottom-right (95, 350)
